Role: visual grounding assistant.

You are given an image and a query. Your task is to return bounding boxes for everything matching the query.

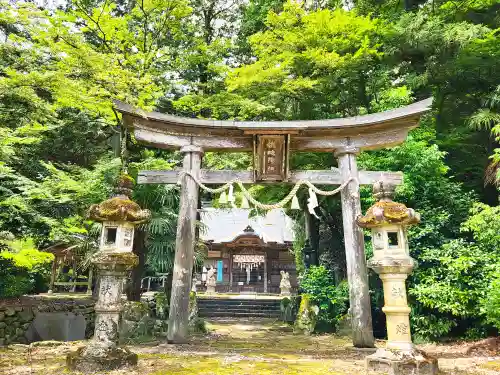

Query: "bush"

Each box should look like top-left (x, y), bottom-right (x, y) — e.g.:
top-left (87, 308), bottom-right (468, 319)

top-left (300, 266), bottom-right (349, 332)
top-left (0, 249), bottom-right (54, 298)
top-left (409, 203), bottom-right (500, 340)
top-left (483, 271), bottom-right (500, 330)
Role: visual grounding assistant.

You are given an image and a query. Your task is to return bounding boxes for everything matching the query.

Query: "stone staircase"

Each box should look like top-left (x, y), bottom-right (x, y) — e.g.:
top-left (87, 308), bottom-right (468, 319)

top-left (197, 297), bottom-right (281, 318)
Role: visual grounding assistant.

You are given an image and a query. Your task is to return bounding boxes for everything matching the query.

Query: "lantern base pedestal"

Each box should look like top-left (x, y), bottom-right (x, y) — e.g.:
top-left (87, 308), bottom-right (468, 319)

top-left (206, 285), bottom-right (216, 294)
top-left (366, 348), bottom-right (438, 375)
top-left (66, 342), bottom-right (138, 373)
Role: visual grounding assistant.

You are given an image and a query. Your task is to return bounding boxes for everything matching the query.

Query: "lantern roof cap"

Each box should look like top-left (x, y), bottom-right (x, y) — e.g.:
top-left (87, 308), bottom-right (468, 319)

top-left (357, 181), bottom-right (420, 228)
top-left (88, 174), bottom-right (151, 224)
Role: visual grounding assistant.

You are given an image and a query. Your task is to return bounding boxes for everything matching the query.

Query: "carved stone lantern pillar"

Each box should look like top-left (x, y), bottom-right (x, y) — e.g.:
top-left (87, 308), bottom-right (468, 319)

top-left (357, 181), bottom-right (437, 375)
top-left (67, 175), bottom-right (150, 373)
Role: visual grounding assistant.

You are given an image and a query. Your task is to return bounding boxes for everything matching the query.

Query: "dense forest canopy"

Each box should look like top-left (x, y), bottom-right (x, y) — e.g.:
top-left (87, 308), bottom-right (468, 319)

top-left (0, 0), bottom-right (499, 340)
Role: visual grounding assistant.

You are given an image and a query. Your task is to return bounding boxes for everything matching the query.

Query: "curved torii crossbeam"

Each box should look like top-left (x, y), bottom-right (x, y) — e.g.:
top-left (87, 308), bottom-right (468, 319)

top-left (114, 98), bottom-right (432, 348)
top-left (114, 98), bottom-right (431, 152)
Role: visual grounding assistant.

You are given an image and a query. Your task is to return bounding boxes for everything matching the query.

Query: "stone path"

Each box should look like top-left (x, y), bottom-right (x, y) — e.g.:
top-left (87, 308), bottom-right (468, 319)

top-left (0, 318), bottom-right (499, 374)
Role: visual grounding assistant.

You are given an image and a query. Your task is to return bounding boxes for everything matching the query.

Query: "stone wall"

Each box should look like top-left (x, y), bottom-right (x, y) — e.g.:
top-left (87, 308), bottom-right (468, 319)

top-left (0, 295), bottom-right (95, 346)
top-left (119, 292), bottom-right (169, 342)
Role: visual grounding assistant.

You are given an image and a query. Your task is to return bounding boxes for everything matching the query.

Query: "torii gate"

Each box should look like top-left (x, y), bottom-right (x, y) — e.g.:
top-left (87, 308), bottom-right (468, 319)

top-left (114, 98), bottom-right (432, 347)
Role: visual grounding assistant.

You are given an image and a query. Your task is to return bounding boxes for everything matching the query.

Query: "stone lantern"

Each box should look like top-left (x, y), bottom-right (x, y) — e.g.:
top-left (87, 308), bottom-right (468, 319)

top-left (67, 175), bottom-right (150, 373)
top-left (357, 181), bottom-right (437, 375)
top-left (302, 239), bottom-right (317, 270)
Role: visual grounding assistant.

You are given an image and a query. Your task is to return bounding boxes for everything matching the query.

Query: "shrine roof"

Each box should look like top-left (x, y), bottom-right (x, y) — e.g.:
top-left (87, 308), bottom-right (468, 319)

top-left (114, 98), bottom-right (432, 132)
top-left (200, 208), bottom-right (294, 245)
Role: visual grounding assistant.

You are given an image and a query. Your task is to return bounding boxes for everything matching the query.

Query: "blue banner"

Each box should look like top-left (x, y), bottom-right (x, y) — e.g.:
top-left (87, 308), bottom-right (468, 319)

top-left (217, 260), bottom-right (223, 282)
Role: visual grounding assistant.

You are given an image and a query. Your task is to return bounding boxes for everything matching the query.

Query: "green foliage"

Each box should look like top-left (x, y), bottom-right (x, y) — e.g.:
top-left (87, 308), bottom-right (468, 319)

top-left (411, 239), bottom-right (492, 318)
top-left (299, 266), bottom-right (349, 332)
top-left (228, 3), bottom-right (390, 120)
top-left (0, 247), bottom-right (54, 298)
top-left (483, 271), bottom-right (500, 330)
top-left (409, 201), bottom-right (500, 339)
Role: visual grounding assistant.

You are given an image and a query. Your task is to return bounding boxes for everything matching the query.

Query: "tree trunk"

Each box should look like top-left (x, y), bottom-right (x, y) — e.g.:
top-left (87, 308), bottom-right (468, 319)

top-left (127, 229), bottom-right (146, 301)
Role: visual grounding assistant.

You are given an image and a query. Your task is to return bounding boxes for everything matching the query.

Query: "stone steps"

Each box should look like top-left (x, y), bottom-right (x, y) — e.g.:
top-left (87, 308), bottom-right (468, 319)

top-left (199, 303), bottom-right (279, 309)
top-left (197, 298), bottom-right (281, 319)
top-left (200, 311), bottom-right (281, 318)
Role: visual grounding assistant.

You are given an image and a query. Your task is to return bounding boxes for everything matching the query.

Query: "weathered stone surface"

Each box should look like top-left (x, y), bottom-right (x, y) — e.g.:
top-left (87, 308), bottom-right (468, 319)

top-left (77, 307), bottom-right (95, 314)
top-left (4, 307), bottom-right (16, 317)
top-left (154, 293), bottom-right (168, 320)
top-left (188, 292), bottom-right (198, 325)
top-left (8, 343), bottom-right (29, 350)
top-left (294, 295), bottom-right (319, 335)
top-left (16, 336), bottom-right (28, 344)
top-left (366, 348), bottom-right (438, 375)
top-left (122, 301), bottom-right (149, 322)
top-left (67, 343), bottom-right (138, 373)
top-left (32, 340), bottom-right (65, 347)
top-left (0, 312), bottom-right (4, 321)
top-left (26, 312), bottom-right (86, 342)
top-left (0, 322), bottom-right (6, 329)
top-left (18, 309), bottom-right (34, 323)
top-left (337, 311), bottom-right (352, 337)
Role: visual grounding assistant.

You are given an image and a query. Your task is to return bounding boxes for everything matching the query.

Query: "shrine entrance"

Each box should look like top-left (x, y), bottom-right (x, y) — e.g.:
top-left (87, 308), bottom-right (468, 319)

top-left (232, 252), bottom-right (265, 291)
top-left (199, 212), bottom-right (297, 294)
top-left (114, 97), bottom-right (432, 348)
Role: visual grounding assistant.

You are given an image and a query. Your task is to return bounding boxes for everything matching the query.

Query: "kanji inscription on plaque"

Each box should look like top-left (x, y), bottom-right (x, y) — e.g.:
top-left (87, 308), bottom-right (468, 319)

top-left (256, 135), bottom-right (287, 181)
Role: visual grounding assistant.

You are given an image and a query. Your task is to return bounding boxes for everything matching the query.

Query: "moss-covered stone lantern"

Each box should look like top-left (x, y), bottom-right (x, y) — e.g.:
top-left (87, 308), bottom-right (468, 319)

top-left (67, 174), bottom-right (150, 373)
top-left (357, 181), bottom-right (437, 375)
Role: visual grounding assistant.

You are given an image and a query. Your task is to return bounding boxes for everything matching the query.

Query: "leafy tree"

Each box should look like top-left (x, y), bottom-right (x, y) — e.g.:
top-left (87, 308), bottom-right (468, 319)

top-left (300, 265), bottom-right (349, 331)
top-left (409, 202), bottom-right (500, 339)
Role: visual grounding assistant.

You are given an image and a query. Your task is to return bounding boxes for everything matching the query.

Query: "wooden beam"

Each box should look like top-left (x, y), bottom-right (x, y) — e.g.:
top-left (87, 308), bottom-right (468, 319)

top-left (134, 127), bottom-right (253, 151)
top-left (134, 124), bottom-right (414, 152)
top-left (138, 169), bottom-right (403, 186)
top-left (290, 127), bottom-right (413, 152)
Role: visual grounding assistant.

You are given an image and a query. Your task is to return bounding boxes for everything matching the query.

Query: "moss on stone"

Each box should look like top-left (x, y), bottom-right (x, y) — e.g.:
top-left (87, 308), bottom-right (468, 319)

top-left (294, 294), bottom-right (318, 335)
top-left (123, 301), bottom-right (150, 322)
top-left (154, 292), bottom-right (169, 320)
top-left (93, 252), bottom-right (139, 268)
top-left (480, 360), bottom-right (500, 371)
top-left (357, 201), bottom-right (419, 227)
top-left (89, 196), bottom-right (151, 223)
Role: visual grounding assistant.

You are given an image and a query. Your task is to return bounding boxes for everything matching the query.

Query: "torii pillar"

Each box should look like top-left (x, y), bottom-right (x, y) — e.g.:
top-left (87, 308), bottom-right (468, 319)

top-left (336, 146), bottom-right (374, 348)
top-left (167, 145), bottom-right (203, 343)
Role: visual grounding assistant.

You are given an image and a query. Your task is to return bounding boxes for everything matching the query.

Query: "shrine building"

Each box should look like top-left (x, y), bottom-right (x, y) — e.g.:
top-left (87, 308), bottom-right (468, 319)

top-left (198, 208), bottom-right (296, 294)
